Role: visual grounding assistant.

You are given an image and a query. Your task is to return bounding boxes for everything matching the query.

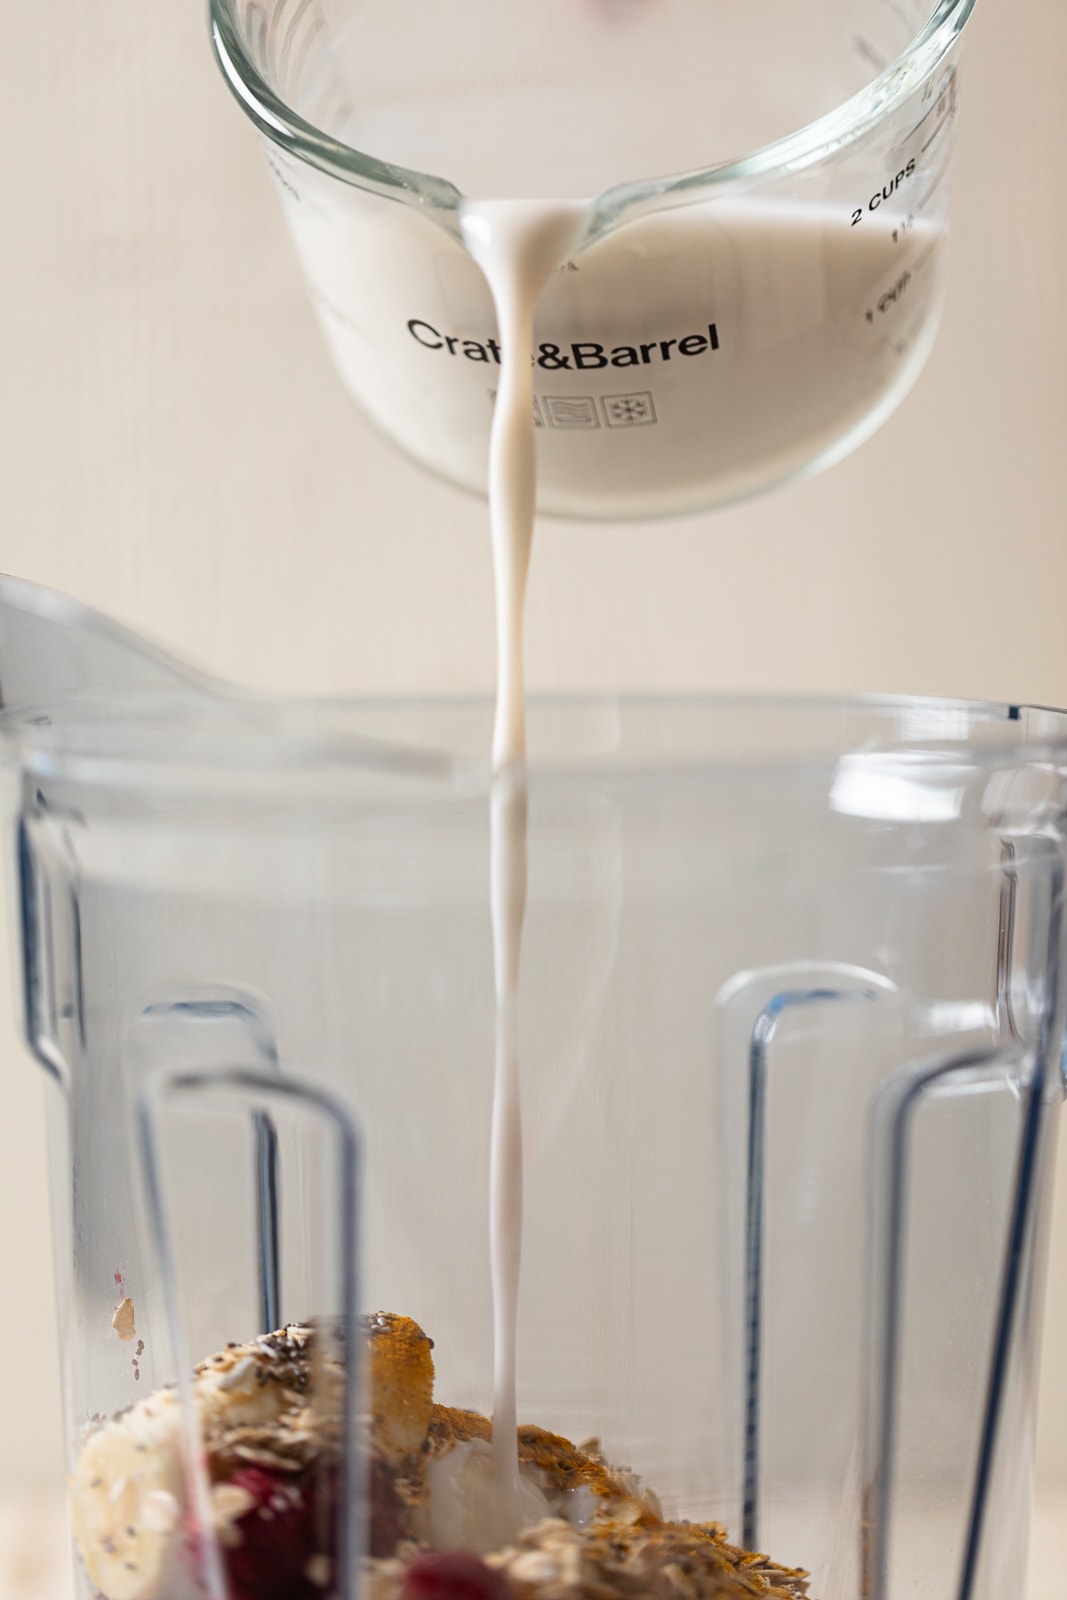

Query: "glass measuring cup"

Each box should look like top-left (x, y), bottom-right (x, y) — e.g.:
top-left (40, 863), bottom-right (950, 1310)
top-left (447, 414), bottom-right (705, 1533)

top-left (212, 0), bottom-right (975, 517)
top-left (2, 576), bottom-right (1065, 1600)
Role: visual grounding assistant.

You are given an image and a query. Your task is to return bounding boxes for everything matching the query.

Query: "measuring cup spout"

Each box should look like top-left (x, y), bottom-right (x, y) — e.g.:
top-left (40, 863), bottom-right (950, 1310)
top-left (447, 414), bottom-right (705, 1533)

top-left (0, 576), bottom-right (214, 728)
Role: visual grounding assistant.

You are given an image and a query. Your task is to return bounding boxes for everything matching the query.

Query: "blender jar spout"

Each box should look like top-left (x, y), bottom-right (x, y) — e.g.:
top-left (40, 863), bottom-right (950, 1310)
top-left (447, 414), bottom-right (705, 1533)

top-left (0, 576), bottom-right (215, 729)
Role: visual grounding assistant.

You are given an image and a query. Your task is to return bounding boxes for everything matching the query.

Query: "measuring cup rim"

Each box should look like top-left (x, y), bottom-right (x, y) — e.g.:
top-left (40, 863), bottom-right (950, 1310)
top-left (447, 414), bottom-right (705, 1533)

top-left (210, 0), bottom-right (977, 234)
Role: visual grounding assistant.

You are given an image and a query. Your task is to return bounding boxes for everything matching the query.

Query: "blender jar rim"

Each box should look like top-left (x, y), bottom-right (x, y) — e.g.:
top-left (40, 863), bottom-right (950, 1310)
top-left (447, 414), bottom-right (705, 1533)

top-left (209, 0), bottom-right (978, 236)
top-left (2, 576), bottom-right (1060, 792)
top-left (6, 692), bottom-right (1067, 795)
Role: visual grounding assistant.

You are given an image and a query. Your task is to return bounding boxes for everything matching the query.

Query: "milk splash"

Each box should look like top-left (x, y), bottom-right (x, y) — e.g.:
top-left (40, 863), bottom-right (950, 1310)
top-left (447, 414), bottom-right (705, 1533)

top-left (459, 199), bottom-right (586, 1534)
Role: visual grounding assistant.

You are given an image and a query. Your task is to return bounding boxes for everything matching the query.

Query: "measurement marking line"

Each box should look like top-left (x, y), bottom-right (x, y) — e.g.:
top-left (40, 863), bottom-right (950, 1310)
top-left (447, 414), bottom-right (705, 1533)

top-left (901, 67), bottom-right (957, 147)
top-left (921, 113), bottom-right (952, 157)
top-left (903, 98), bottom-right (944, 146)
top-left (916, 167), bottom-right (947, 215)
top-left (912, 236), bottom-right (939, 276)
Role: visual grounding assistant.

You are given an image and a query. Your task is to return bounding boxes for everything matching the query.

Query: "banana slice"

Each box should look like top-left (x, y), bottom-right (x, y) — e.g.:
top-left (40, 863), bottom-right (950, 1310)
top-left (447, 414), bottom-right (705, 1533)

top-left (69, 1389), bottom-right (184, 1600)
top-left (70, 1329), bottom-right (313, 1600)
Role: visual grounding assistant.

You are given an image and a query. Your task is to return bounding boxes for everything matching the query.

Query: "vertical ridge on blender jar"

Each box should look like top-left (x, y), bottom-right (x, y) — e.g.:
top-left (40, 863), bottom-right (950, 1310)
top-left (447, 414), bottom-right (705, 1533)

top-left (742, 982), bottom-right (880, 1552)
top-left (140, 996), bottom-right (286, 1336)
top-left (16, 800), bottom-right (84, 1088)
top-left (135, 1073), bottom-right (230, 1600)
top-left (15, 816), bottom-right (65, 1086)
top-left (742, 1005), bottom-right (769, 1552)
top-left (136, 1064), bottom-right (364, 1600)
top-left (953, 1069), bottom-right (1044, 1600)
top-left (995, 844), bottom-right (1021, 1044)
top-left (253, 1110), bottom-right (282, 1334)
top-left (954, 849), bottom-right (1065, 1600)
top-left (862, 1044), bottom-right (1034, 1600)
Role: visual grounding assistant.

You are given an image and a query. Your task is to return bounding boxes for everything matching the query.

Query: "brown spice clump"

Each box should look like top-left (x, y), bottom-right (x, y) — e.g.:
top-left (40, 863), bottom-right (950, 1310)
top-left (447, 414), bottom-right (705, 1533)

top-left (367, 1312), bottom-right (436, 1462)
top-left (368, 1517), bottom-right (809, 1600)
top-left (516, 1426), bottom-right (652, 1509)
top-left (427, 1403), bottom-right (493, 1450)
top-left (488, 1515), bottom-right (808, 1600)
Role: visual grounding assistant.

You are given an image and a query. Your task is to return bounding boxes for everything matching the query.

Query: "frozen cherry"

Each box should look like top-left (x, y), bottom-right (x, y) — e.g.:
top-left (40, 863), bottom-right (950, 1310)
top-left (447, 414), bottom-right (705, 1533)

top-left (368, 1451), bottom-right (409, 1557)
top-left (223, 1465), bottom-right (320, 1600)
top-left (402, 1550), bottom-right (514, 1600)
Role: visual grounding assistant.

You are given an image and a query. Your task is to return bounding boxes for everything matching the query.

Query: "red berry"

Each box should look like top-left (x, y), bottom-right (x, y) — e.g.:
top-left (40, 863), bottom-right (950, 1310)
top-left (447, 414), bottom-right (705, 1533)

top-left (368, 1452), bottom-right (409, 1557)
top-left (223, 1465), bottom-right (321, 1600)
top-left (402, 1550), bottom-right (513, 1600)
top-left (187, 1454), bottom-right (411, 1594)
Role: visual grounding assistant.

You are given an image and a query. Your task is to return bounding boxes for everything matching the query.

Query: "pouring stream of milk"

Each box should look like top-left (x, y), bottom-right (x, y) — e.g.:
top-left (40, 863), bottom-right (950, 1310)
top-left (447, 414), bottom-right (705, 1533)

top-left (461, 201), bottom-right (587, 773)
top-left (460, 199), bottom-right (586, 1532)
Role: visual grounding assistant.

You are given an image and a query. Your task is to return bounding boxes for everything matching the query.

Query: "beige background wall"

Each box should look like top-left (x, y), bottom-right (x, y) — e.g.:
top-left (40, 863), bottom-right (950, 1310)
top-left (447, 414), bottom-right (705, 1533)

top-left (0, 0), bottom-right (1064, 1533)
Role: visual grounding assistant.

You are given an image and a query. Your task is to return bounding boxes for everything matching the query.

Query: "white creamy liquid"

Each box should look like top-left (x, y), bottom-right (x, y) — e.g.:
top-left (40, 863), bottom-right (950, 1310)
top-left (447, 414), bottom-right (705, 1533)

top-left (458, 199), bottom-right (586, 1537)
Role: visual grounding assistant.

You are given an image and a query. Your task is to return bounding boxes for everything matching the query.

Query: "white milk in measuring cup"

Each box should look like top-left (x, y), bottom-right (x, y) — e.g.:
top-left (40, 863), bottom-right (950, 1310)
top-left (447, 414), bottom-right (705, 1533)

top-left (265, 54), bottom-right (957, 520)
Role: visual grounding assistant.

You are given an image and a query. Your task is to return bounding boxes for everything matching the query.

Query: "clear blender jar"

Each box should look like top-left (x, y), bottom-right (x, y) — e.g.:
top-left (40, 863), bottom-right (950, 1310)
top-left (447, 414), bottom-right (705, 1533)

top-left (2, 576), bottom-right (1065, 1600)
top-left (210, 0), bottom-right (975, 517)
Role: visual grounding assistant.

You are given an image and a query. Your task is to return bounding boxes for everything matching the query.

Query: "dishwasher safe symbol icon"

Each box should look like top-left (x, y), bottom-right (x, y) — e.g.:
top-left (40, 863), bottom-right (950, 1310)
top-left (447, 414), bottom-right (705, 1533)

top-left (602, 392), bottom-right (657, 427)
